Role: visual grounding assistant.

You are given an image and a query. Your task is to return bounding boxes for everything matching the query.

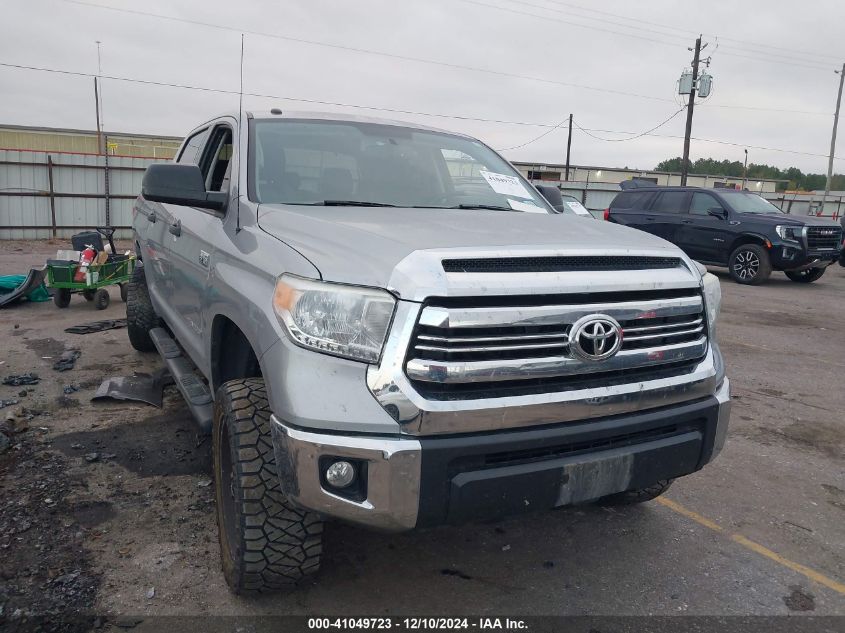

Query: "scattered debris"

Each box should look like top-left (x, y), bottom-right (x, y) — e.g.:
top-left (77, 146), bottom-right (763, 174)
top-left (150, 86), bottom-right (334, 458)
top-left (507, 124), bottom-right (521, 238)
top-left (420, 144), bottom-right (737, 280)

top-left (501, 545), bottom-right (511, 552)
top-left (92, 368), bottom-right (173, 408)
top-left (84, 452), bottom-right (100, 463)
top-left (63, 383), bottom-right (80, 394)
top-left (145, 586), bottom-right (156, 599)
top-left (53, 349), bottom-right (82, 372)
top-left (0, 398), bottom-right (19, 409)
top-left (65, 318), bottom-right (128, 335)
top-left (2, 372), bottom-right (40, 386)
top-left (440, 569), bottom-right (473, 580)
top-left (197, 478), bottom-right (212, 487)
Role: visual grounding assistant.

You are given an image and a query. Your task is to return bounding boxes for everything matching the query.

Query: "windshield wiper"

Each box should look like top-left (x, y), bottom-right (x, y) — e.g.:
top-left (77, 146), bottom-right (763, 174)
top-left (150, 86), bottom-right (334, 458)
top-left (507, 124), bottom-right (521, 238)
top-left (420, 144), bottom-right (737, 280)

top-left (449, 204), bottom-right (517, 212)
top-left (321, 200), bottom-right (397, 207)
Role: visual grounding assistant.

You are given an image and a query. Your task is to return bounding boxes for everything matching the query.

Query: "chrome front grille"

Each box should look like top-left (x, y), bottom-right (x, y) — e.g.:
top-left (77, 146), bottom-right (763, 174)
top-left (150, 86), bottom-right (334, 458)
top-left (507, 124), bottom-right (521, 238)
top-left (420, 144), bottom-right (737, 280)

top-left (806, 226), bottom-right (842, 251)
top-left (405, 290), bottom-right (708, 396)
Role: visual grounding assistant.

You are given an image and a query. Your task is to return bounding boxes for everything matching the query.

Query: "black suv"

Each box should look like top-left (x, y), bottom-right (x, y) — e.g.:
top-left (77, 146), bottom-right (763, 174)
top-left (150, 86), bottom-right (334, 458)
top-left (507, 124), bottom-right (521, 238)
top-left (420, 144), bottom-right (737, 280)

top-left (606, 185), bottom-right (843, 285)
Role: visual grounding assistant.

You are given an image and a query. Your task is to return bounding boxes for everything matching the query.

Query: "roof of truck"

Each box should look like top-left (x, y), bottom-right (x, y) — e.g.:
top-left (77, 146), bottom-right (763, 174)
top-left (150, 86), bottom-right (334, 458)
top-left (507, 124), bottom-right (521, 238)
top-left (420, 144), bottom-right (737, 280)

top-left (205, 110), bottom-right (471, 138)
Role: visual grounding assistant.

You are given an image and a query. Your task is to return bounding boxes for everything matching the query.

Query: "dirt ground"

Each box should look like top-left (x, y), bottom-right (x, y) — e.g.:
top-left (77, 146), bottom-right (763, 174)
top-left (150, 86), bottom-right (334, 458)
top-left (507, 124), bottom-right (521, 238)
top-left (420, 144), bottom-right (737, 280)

top-left (0, 239), bottom-right (843, 631)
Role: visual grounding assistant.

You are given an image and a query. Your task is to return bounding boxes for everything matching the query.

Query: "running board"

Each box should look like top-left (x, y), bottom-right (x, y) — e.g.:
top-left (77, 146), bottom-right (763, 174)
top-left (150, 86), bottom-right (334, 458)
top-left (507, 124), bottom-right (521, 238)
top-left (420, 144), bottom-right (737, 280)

top-left (149, 327), bottom-right (213, 434)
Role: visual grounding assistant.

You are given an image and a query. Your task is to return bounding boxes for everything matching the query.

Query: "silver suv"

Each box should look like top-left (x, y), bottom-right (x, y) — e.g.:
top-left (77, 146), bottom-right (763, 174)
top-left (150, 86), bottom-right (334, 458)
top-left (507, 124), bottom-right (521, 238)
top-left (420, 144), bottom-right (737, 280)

top-left (129, 111), bottom-right (730, 594)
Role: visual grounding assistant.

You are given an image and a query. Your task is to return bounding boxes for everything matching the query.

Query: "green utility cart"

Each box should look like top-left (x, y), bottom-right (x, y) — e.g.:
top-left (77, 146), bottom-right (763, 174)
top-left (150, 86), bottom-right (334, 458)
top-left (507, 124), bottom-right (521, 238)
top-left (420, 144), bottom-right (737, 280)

top-left (46, 227), bottom-right (136, 310)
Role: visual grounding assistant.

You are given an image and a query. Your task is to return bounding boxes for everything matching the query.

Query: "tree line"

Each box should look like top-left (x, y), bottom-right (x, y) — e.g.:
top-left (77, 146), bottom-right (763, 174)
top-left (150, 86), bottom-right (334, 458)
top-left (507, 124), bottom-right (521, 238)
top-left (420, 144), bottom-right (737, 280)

top-left (654, 157), bottom-right (845, 192)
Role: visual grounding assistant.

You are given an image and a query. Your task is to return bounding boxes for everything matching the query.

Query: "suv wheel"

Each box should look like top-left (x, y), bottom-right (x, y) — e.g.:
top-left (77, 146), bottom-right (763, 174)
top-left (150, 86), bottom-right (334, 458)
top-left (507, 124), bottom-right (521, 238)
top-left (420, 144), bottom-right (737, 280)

top-left (126, 263), bottom-right (161, 352)
top-left (599, 480), bottom-right (673, 506)
top-left (729, 244), bottom-right (772, 285)
top-left (213, 378), bottom-right (323, 594)
top-left (785, 267), bottom-right (826, 283)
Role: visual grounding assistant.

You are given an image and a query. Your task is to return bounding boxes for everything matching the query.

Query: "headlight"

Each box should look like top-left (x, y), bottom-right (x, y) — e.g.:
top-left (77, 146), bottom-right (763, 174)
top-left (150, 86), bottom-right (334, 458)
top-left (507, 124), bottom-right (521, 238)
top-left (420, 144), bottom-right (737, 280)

top-left (273, 275), bottom-right (396, 363)
top-left (775, 225), bottom-right (801, 242)
top-left (702, 272), bottom-right (721, 338)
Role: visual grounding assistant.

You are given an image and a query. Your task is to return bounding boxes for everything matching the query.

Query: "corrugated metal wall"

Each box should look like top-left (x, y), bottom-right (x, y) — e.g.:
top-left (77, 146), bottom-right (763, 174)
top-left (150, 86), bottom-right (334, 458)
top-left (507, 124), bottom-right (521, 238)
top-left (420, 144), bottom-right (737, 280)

top-left (0, 150), bottom-right (166, 240)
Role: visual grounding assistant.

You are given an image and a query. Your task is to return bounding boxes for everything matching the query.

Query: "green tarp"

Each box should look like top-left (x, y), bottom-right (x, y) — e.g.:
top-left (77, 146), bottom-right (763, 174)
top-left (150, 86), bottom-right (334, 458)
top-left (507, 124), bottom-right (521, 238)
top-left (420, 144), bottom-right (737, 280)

top-left (0, 274), bottom-right (51, 302)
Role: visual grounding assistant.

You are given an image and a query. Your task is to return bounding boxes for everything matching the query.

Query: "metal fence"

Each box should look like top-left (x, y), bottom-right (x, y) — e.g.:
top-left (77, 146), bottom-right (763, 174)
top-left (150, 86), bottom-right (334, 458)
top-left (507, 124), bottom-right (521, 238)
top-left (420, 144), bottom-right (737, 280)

top-left (0, 149), bottom-right (165, 240)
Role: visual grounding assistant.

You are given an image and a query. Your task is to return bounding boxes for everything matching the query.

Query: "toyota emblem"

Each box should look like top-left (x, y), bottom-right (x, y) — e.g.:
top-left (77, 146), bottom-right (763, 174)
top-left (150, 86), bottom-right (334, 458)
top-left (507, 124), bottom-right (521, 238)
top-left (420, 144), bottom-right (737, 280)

top-left (570, 314), bottom-right (623, 361)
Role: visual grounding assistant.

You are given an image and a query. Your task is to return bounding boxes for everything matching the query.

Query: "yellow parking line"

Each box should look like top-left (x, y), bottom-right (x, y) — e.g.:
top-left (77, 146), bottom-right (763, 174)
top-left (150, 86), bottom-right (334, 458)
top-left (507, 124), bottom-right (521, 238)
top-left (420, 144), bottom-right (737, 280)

top-left (656, 497), bottom-right (845, 596)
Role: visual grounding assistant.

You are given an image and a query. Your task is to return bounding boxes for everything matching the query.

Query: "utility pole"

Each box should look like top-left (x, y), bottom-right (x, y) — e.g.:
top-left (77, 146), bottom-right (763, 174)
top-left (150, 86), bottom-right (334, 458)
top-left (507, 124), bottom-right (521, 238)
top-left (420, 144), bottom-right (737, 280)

top-left (565, 113), bottom-right (573, 181)
top-left (742, 149), bottom-right (748, 190)
top-left (824, 63), bottom-right (845, 199)
top-left (680, 36), bottom-right (702, 186)
top-left (93, 77), bottom-right (102, 154)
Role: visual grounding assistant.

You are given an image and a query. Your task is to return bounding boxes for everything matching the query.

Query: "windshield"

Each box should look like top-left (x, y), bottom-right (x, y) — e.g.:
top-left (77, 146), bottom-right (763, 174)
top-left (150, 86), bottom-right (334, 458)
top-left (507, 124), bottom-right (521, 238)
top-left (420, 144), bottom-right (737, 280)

top-left (726, 192), bottom-right (784, 214)
top-left (251, 119), bottom-right (550, 212)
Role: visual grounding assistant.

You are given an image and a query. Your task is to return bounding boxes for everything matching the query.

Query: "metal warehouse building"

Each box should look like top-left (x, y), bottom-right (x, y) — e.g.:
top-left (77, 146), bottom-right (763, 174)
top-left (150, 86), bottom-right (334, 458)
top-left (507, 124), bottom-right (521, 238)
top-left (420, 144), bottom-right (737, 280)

top-left (0, 124), bottom-right (181, 159)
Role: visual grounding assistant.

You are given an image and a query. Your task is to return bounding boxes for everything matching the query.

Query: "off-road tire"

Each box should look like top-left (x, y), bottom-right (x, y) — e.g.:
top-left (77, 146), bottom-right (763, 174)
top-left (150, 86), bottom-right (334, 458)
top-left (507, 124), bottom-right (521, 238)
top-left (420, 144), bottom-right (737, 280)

top-left (213, 378), bottom-right (323, 594)
top-left (82, 289), bottom-right (95, 302)
top-left (785, 267), bottom-right (826, 283)
top-left (126, 263), bottom-right (160, 352)
top-left (53, 288), bottom-right (71, 308)
top-left (728, 244), bottom-right (772, 285)
top-left (94, 288), bottom-right (110, 310)
top-left (599, 479), bottom-right (673, 506)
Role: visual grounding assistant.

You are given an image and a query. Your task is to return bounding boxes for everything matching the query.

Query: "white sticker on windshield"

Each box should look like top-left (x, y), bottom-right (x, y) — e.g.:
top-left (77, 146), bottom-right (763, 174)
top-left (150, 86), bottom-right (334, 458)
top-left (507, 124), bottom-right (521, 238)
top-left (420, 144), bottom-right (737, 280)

top-left (508, 199), bottom-right (546, 213)
top-left (480, 170), bottom-right (532, 198)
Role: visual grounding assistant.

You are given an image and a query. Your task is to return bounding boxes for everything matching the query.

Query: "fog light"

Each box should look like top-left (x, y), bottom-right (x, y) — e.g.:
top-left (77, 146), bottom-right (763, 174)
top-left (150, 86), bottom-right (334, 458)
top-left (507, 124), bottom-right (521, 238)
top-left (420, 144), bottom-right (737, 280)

top-left (325, 460), bottom-right (356, 488)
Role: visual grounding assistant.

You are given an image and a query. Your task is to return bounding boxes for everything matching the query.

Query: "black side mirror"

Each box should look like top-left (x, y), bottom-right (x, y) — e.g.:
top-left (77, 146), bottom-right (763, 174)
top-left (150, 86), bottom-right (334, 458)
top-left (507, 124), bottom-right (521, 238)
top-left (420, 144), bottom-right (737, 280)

top-left (707, 207), bottom-right (727, 219)
top-left (142, 164), bottom-right (227, 211)
top-left (535, 184), bottom-right (564, 211)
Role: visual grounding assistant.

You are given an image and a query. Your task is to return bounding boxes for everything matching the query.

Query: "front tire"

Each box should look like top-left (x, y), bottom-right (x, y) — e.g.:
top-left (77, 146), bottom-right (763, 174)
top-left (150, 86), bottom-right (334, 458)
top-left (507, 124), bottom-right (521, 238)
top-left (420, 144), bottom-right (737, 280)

top-left (729, 244), bottom-right (772, 285)
top-left (213, 378), bottom-right (323, 594)
top-left (600, 479), bottom-right (673, 506)
top-left (785, 267), bottom-right (826, 283)
top-left (126, 263), bottom-right (160, 352)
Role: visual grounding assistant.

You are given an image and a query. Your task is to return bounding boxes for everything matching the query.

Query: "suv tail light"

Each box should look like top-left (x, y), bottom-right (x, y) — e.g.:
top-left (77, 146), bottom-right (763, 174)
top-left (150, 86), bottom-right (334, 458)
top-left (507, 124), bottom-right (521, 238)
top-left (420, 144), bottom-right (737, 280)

top-left (603, 208), bottom-right (610, 221)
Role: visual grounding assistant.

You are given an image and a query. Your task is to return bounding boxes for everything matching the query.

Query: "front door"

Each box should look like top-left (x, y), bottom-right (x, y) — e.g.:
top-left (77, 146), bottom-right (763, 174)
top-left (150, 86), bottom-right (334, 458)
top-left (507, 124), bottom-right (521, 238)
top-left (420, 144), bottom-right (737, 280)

top-left (166, 122), bottom-right (235, 365)
top-left (676, 192), bottom-right (732, 264)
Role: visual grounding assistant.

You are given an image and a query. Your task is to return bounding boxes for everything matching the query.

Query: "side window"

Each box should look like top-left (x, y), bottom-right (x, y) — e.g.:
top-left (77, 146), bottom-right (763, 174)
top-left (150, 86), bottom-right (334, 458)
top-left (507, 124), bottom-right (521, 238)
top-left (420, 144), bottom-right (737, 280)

top-left (651, 191), bottom-right (688, 213)
top-left (610, 191), bottom-right (651, 209)
top-left (200, 126), bottom-right (234, 192)
top-left (690, 192), bottom-right (723, 215)
top-left (177, 128), bottom-right (210, 164)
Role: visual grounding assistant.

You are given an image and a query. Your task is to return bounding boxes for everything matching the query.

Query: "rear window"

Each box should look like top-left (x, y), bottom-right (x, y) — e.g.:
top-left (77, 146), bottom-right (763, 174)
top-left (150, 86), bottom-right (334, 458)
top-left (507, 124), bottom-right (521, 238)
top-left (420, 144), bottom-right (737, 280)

top-left (610, 191), bottom-right (652, 209)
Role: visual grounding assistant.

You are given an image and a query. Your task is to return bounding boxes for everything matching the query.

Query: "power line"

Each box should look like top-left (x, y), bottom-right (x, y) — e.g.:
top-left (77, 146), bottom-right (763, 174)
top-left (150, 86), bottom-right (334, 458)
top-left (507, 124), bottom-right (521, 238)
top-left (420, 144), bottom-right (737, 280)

top-left (497, 119), bottom-right (569, 151)
top-left (572, 107), bottom-right (686, 142)
top-left (528, 0), bottom-right (844, 63)
top-left (471, 0), bottom-right (833, 72)
top-left (2, 60), bottom-right (842, 162)
top-left (55, 0), bottom-right (673, 104)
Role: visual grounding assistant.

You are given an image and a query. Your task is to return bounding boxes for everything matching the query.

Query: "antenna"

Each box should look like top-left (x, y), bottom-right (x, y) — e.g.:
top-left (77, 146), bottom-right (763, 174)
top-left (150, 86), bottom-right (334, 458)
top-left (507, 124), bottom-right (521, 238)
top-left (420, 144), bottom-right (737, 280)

top-left (236, 33), bottom-right (244, 233)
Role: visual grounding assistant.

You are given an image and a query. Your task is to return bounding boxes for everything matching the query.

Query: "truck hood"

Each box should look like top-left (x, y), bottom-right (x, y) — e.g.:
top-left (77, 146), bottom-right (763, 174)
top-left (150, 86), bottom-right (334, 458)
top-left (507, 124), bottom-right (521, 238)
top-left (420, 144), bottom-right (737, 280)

top-left (257, 204), bottom-right (688, 295)
top-left (738, 213), bottom-right (841, 227)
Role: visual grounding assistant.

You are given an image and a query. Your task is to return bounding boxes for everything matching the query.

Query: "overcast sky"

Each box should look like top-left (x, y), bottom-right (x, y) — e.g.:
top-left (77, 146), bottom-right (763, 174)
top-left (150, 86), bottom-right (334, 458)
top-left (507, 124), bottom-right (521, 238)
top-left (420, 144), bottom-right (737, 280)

top-left (2, 0), bottom-right (844, 173)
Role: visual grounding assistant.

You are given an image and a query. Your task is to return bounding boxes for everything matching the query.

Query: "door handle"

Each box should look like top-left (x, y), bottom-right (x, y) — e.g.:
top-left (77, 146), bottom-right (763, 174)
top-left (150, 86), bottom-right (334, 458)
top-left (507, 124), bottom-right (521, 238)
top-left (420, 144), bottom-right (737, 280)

top-left (645, 216), bottom-right (656, 221)
top-left (146, 210), bottom-right (156, 223)
top-left (169, 219), bottom-right (181, 237)
top-left (682, 219), bottom-right (693, 224)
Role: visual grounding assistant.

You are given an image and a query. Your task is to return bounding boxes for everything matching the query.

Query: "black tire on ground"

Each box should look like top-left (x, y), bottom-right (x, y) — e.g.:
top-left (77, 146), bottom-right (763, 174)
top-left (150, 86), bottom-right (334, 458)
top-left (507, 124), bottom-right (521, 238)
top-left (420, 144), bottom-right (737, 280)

top-left (126, 264), bottom-right (160, 352)
top-left (119, 283), bottom-right (128, 302)
top-left (213, 378), bottom-right (323, 594)
top-left (599, 479), bottom-right (674, 506)
top-left (53, 288), bottom-right (71, 308)
top-left (94, 288), bottom-right (110, 310)
top-left (82, 289), bottom-right (95, 302)
top-left (785, 267), bottom-right (826, 283)
top-left (728, 243), bottom-right (772, 285)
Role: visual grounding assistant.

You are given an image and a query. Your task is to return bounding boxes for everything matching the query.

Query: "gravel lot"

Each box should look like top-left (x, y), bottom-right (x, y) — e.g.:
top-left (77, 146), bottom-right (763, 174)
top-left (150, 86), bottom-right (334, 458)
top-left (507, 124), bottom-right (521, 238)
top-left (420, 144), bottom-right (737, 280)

top-left (0, 239), bottom-right (843, 630)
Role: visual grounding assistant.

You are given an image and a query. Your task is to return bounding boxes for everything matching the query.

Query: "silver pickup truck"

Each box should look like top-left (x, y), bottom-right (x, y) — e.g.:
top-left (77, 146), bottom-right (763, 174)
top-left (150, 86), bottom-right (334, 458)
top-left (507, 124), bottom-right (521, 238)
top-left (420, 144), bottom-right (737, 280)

top-left (130, 111), bottom-right (730, 594)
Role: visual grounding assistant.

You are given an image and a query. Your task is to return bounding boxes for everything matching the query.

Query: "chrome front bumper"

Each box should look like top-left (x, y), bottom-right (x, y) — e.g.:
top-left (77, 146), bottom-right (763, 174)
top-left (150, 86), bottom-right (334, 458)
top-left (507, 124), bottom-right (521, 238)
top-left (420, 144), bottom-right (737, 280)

top-left (270, 378), bottom-right (731, 531)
